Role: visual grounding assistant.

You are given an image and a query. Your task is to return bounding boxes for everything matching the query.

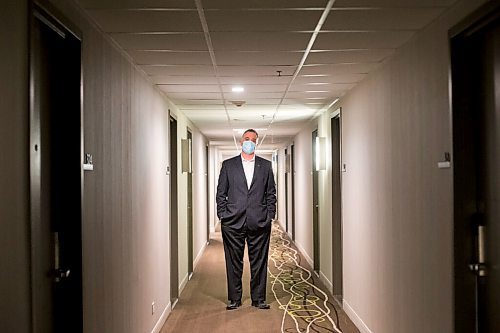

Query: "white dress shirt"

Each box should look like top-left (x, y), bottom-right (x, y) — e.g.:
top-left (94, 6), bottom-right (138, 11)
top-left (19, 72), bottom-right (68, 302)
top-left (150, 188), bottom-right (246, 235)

top-left (241, 154), bottom-right (255, 189)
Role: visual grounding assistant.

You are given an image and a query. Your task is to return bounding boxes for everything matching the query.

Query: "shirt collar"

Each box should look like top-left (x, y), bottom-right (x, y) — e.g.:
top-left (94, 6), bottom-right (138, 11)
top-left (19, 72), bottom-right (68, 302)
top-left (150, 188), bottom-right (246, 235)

top-left (241, 154), bottom-right (255, 162)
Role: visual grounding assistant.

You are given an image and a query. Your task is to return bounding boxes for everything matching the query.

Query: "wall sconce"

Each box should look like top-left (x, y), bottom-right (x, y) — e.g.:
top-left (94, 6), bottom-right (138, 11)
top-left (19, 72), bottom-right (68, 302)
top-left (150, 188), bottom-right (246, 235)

top-left (285, 153), bottom-right (291, 173)
top-left (181, 138), bottom-right (192, 173)
top-left (315, 137), bottom-right (326, 171)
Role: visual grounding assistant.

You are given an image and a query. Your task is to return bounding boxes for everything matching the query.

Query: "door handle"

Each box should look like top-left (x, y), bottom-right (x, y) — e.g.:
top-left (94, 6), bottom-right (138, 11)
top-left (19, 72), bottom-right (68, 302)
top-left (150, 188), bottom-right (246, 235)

top-left (52, 231), bottom-right (71, 282)
top-left (52, 268), bottom-right (71, 283)
top-left (469, 224), bottom-right (487, 276)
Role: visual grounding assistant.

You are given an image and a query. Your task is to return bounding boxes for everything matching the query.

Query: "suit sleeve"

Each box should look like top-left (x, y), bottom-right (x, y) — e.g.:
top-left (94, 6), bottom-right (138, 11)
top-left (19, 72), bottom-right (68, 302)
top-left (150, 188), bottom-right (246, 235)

top-left (266, 164), bottom-right (277, 220)
top-left (216, 161), bottom-right (229, 219)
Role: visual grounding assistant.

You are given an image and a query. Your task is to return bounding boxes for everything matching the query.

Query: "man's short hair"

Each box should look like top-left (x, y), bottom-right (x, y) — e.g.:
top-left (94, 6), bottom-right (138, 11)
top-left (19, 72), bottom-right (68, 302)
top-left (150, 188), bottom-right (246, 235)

top-left (242, 128), bottom-right (258, 138)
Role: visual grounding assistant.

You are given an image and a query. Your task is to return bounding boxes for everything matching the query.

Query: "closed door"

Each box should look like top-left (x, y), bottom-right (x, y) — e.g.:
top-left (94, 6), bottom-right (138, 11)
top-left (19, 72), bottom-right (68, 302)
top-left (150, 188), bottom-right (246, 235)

top-left (169, 116), bottom-right (179, 306)
top-left (331, 112), bottom-right (343, 302)
top-left (291, 144), bottom-right (296, 240)
top-left (206, 144), bottom-right (210, 243)
top-left (451, 4), bottom-right (500, 332)
top-left (30, 7), bottom-right (83, 332)
top-left (285, 148), bottom-right (289, 233)
top-left (187, 130), bottom-right (193, 278)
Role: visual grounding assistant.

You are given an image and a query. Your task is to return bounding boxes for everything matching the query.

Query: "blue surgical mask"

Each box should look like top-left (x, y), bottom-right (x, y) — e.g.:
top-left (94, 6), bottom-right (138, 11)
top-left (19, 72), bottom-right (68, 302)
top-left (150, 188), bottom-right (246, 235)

top-left (242, 140), bottom-right (256, 154)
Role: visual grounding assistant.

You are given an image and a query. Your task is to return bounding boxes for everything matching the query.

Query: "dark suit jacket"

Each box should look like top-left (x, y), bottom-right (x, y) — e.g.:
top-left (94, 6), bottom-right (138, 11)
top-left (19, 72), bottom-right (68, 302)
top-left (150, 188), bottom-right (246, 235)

top-left (216, 155), bottom-right (276, 230)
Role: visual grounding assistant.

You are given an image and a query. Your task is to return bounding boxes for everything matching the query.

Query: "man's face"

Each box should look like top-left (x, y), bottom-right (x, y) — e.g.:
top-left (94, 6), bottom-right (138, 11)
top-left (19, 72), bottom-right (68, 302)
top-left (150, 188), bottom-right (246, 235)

top-left (240, 131), bottom-right (258, 145)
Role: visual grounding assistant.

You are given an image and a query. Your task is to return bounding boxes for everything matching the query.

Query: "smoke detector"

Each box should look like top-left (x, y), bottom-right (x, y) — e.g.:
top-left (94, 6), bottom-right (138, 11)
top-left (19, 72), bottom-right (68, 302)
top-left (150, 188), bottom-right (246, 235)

top-left (230, 100), bottom-right (246, 107)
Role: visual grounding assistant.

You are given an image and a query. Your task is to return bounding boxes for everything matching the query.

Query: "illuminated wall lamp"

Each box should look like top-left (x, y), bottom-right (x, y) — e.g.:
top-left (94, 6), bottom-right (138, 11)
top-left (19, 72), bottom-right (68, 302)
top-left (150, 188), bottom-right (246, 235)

top-left (181, 138), bottom-right (192, 173)
top-left (315, 137), bottom-right (326, 171)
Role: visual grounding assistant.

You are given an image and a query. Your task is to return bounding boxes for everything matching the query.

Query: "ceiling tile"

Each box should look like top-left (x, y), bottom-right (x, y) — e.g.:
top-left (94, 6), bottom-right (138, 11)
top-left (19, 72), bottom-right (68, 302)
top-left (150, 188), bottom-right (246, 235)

top-left (295, 73), bottom-right (366, 84)
top-left (128, 51), bottom-right (212, 65)
top-left (290, 82), bottom-right (356, 92)
top-left (313, 31), bottom-right (414, 49)
top-left (223, 92), bottom-right (284, 99)
top-left (78, 0), bottom-right (196, 9)
top-left (111, 33), bottom-right (207, 50)
top-left (167, 92), bottom-right (223, 100)
top-left (205, 10), bottom-right (321, 32)
top-left (218, 76), bottom-right (292, 85)
top-left (141, 65), bottom-right (215, 76)
top-left (223, 98), bottom-right (282, 105)
top-left (300, 62), bottom-right (382, 75)
top-left (285, 91), bottom-right (336, 99)
top-left (211, 32), bottom-right (312, 51)
top-left (324, 8), bottom-right (443, 30)
top-left (88, 10), bottom-right (202, 32)
top-left (217, 65), bottom-right (297, 76)
top-left (281, 98), bottom-right (330, 105)
top-left (215, 51), bottom-right (303, 66)
top-left (158, 85), bottom-right (220, 93)
top-left (221, 84), bottom-right (289, 93)
top-left (332, 0), bottom-right (456, 7)
top-left (170, 99), bottom-right (223, 105)
top-left (306, 49), bottom-right (394, 64)
top-left (202, 0), bottom-right (328, 9)
top-left (153, 76), bottom-right (218, 84)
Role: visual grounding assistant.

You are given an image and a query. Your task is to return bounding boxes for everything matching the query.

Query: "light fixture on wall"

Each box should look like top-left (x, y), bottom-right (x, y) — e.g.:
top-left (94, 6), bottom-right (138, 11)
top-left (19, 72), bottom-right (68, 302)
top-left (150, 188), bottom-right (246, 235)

top-left (315, 137), bottom-right (326, 171)
top-left (181, 138), bottom-right (192, 173)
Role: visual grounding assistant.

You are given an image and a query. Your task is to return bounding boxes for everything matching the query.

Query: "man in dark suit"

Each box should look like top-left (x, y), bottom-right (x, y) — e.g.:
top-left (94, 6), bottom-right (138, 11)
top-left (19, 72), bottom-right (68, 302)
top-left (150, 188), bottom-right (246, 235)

top-left (216, 129), bottom-right (276, 310)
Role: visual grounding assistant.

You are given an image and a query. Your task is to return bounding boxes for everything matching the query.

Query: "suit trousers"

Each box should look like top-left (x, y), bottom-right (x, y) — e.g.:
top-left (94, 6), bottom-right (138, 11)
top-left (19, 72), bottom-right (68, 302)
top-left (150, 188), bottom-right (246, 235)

top-left (221, 222), bottom-right (271, 302)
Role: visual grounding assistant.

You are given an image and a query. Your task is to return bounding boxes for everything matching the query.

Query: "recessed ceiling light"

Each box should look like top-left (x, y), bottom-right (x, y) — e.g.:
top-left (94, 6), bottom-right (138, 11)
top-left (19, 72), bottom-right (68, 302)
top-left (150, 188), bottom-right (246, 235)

top-left (232, 86), bottom-right (244, 92)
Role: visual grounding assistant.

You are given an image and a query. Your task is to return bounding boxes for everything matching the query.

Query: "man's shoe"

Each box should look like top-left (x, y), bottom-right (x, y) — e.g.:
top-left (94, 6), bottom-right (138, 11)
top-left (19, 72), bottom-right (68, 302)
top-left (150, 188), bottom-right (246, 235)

top-left (251, 300), bottom-right (270, 309)
top-left (226, 300), bottom-right (242, 310)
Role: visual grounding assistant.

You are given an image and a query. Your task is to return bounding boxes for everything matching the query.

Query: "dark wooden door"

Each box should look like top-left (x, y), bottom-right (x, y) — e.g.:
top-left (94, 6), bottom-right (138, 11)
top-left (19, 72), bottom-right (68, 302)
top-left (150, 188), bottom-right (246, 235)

top-left (31, 7), bottom-right (83, 332)
top-left (169, 116), bottom-right (179, 306)
top-left (331, 113), bottom-right (343, 302)
top-left (451, 3), bottom-right (500, 332)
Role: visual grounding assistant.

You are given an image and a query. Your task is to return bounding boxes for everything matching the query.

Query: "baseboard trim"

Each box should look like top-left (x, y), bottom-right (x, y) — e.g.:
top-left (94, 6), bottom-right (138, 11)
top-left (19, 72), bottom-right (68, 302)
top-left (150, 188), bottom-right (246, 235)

top-left (151, 303), bottom-right (171, 333)
top-left (319, 270), bottom-right (333, 295)
top-left (179, 272), bottom-right (189, 294)
top-left (193, 241), bottom-right (208, 269)
top-left (293, 241), bottom-right (314, 268)
top-left (343, 299), bottom-right (373, 333)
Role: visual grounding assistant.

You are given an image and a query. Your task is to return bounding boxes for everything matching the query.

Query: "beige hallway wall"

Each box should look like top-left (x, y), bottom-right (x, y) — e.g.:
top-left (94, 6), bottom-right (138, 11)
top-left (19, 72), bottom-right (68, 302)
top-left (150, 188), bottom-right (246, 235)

top-left (336, 0), bottom-right (488, 332)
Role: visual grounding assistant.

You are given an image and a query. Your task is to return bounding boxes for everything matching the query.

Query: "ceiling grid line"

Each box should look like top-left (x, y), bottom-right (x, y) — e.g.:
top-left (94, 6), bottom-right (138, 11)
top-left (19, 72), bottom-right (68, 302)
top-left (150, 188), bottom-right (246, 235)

top-left (259, 0), bottom-right (336, 146)
top-left (194, 0), bottom-right (239, 149)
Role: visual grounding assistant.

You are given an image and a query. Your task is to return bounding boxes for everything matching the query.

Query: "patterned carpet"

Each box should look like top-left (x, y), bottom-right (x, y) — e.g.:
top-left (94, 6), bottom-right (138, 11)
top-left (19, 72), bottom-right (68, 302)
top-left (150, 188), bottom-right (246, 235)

top-left (269, 224), bottom-right (354, 333)
top-left (160, 221), bottom-right (359, 333)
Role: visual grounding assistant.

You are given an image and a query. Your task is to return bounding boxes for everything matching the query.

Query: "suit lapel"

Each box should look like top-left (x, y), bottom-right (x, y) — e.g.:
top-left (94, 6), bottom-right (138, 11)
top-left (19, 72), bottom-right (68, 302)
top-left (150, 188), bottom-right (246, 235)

top-left (249, 158), bottom-right (261, 191)
top-left (234, 156), bottom-right (247, 188)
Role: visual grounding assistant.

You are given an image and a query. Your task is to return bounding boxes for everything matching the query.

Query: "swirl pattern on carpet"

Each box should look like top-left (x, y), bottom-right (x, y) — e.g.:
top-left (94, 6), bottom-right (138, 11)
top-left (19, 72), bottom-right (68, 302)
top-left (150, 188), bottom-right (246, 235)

top-left (269, 224), bottom-right (343, 333)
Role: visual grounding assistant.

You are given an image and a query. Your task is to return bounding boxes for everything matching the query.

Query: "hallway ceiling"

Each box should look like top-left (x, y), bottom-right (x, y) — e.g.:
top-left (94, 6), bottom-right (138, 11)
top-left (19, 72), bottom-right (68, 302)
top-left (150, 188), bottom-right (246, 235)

top-left (76, 0), bottom-right (457, 150)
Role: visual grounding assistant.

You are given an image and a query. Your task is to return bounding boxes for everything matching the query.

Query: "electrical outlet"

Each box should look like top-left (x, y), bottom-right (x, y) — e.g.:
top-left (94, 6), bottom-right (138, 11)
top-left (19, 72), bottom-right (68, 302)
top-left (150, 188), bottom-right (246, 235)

top-left (152, 302), bottom-right (155, 315)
